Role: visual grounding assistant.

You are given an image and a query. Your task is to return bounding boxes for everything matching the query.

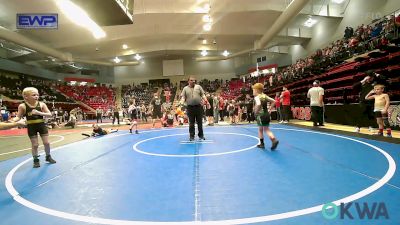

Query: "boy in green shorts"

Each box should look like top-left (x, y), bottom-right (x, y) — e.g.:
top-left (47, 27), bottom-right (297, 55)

top-left (252, 83), bottom-right (279, 150)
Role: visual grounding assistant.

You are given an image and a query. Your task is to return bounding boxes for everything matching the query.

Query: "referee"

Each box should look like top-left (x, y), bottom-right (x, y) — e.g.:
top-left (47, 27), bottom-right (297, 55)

top-left (180, 76), bottom-right (210, 141)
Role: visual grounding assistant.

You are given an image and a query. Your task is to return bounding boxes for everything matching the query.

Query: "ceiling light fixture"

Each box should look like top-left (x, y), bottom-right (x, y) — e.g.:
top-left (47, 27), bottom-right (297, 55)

top-left (203, 3), bottom-right (211, 13)
top-left (202, 39), bottom-right (207, 44)
top-left (203, 23), bottom-right (212, 31)
top-left (122, 44), bottom-right (128, 49)
top-left (56, 0), bottom-right (106, 39)
top-left (332, 0), bottom-right (345, 3)
top-left (201, 50), bottom-right (208, 56)
top-left (114, 57), bottom-right (121, 63)
top-left (304, 17), bottom-right (318, 27)
top-left (134, 54), bottom-right (142, 60)
top-left (222, 50), bottom-right (230, 57)
top-left (202, 14), bottom-right (212, 23)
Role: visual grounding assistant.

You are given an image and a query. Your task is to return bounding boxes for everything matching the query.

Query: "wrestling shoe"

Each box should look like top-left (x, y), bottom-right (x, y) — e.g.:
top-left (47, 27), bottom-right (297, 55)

top-left (33, 158), bottom-right (40, 168)
top-left (46, 155), bottom-right (56, 164)
top-left (257, 143), bottom-right (265, 149)
top-left (271, 140), bottom-right (279, 151)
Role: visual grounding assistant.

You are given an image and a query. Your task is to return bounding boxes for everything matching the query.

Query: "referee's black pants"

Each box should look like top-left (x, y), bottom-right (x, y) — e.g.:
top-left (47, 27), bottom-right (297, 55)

top-left (311, 106), bottom-right (324, 126)
top-left (187, 105), bottom-right (204, 138)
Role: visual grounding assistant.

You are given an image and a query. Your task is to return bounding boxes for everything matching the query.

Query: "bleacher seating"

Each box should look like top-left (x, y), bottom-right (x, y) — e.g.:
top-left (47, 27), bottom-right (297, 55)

top-left (121, 85), bottom-right (153, 108)
top-left (0, 73), bottom-right (74, 103)
top-left (58, 85), bottom-right (115, 111)
top-left (265, 50), bottom-right (400, 105)
top-left (220, 79), bottom-right (246, 101)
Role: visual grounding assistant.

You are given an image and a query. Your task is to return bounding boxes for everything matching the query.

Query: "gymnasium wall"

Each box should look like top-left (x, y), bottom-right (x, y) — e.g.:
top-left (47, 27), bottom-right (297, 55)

top-left (0, 58), bottom-right (114, 84)
top-left (114, 56), bottom-right (237, 84)
top-left (289, 0), bottom-right (400, 63)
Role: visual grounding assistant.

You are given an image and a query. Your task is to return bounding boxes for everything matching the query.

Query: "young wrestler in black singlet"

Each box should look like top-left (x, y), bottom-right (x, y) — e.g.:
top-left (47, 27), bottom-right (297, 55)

top-left (13, 87), bottom-right (56, 168)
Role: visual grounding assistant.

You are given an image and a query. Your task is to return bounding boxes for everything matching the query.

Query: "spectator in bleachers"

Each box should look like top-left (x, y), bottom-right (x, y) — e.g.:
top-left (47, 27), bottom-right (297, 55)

top-left (344, 26), bottom-right (354, 39)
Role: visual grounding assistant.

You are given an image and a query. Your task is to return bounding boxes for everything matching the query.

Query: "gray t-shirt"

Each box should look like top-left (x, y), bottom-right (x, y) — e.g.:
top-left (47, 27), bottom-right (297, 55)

top-left (181, 84), bottom-right (205, 106)
top-left (307, 86), bottom-right (324, 107)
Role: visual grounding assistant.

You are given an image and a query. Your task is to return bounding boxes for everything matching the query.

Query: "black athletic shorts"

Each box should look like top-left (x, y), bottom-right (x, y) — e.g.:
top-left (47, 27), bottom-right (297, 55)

top-left (374, 111), bottom-right (387, 118)
top-left (205, 109), bottom-right (213, 117)
top-left (27, 123), bottom-right (49, 137)
top-left (131, 113), bottom-right (138, 120)
top-left (152, 110), bottom-right (162, 119)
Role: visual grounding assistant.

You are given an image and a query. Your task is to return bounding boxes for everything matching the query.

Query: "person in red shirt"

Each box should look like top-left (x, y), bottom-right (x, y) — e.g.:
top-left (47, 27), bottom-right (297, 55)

top-left (218, 95), bottom-right (225, 121)
top-left (280, 87), bottom-right (291, 123)
top-left (275, 92), bottom-right (282, 122)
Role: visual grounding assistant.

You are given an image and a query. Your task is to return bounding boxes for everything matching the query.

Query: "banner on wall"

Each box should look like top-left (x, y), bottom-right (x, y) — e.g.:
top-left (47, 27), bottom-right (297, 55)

top-left (388, 104), bottom-right (400, 127)
top-left (291, 106), bottom-right (311, 121)
top-left (291, 104), bottom-right (400, 127)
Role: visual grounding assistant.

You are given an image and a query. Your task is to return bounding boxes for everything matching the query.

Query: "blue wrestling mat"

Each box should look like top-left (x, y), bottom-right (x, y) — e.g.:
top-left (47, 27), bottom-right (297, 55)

top-left (1, 124), bottom-right (399, 225)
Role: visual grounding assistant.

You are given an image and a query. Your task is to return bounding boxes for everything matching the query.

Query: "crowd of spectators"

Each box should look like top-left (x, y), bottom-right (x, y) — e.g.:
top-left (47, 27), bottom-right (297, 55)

top-left (57, 85), bottom-right (116, 111)
top-left (217, 11), bottom-right (400, 107)
top-left (198, 79), bottom-right (224, 93)
top-left (0, 74), bottom-right (73, 103)
top-left (263, 13), bottom-right (399, 87)
top-left (121, 84), bottom-right (154, 108)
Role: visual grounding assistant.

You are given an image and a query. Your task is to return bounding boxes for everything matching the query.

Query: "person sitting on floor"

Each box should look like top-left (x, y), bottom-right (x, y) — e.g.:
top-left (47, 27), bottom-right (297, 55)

top-left (64, 114), bottom-right (76, 128)
top-left (82, 124), bottom-right (118, 137)
top-left (161, 110), bottom-right (175, 127)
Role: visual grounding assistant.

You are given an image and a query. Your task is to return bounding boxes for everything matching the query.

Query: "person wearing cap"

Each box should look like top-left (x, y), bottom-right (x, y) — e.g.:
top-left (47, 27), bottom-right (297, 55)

top-left (307, 80), bottom-right (325, 126)
top-left (180, 76), bottom-right (210, 141)
top-left (352, 70), bottom-right (375, 132)
top-left (252, 83), bottom-right (279, 150)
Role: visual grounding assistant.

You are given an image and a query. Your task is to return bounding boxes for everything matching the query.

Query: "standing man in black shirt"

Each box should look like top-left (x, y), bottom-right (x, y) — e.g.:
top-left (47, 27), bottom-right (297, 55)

top-left (151, 94), bottom-right (163, 128)
top-left (353, 71), bottom-right (375, 132)
top-left (245, 94), bottom-right (254, 123)
top-left (96, 107), bottom-right (103, 124)
top-left (112, 106), bottom-right (120, 125)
